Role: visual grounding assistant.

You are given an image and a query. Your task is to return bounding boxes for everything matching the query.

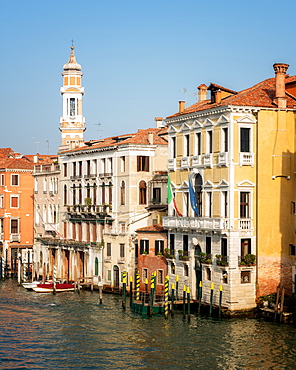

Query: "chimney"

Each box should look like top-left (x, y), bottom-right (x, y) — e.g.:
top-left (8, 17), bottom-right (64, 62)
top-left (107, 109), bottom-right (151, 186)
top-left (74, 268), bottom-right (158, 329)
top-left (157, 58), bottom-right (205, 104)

top-left (33, 155), bottom-right (38, 163)
top-left (179, 101), bottom-right (185, 113)
top-left (198, 84), bottom-right (207, 102)
top-left (154, 117), bottom-right (163, 128)
top-left (216, 89), bottom-right (222, 104)
top-left (273, 63), bottom-right (289, 109)
top-left (148, 132), bottom-right (154, 145)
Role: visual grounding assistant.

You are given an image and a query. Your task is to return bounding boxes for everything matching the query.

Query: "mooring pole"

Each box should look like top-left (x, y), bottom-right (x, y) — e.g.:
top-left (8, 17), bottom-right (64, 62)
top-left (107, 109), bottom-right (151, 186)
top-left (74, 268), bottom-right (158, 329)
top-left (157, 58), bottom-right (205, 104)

top-left (53, 265), bottom-right (57, 295)
top-left (198, 281), bottom-right (202, 315)
top-left (209, 282), bottom-right (214, 316)
top-left (187, 286), bottom-right (191, 321)
top-left (164, 275), bottom-right (169, 319)
top-left (98, 276), bottom-right (103, 304)
top-left (171, 283), bottom-right (175, 317)
top-left (130, 276), bottom-right (133, 308)
top-left (136, 270), bottom-right (140, 301)
top-left (23, 262), bottom-right (26, 283)
top-left (122, 270), bottom-right (126, 310)
top-left (219, 285), bottom-right (223, 318)
top-left (149, 273), bottom-right (154, 317)
top-left (0, 257), bottom-right (2, 279)
top-left (18, 256), bottom-right (21, 285)
top-left (2, 256), bottom-right (5, 279)
top-left (176, 274), bottom-right (179, 300)
top-left (183, 285), bottom-right (186, 319)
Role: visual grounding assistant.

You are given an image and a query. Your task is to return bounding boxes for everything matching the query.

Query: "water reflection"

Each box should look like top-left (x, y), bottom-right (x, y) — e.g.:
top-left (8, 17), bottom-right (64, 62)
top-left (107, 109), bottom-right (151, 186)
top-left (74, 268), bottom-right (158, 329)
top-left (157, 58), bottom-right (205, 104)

top-left (1, 279), bottom-right (296, 369)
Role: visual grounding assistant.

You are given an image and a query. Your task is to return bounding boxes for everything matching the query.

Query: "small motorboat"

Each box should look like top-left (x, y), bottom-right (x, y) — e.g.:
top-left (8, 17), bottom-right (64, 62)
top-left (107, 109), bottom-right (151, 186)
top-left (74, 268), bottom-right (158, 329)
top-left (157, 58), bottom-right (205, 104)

top-left (33, 282), bottom-right (75, 293)
top-left (22, 280), bottom-right (51, 290)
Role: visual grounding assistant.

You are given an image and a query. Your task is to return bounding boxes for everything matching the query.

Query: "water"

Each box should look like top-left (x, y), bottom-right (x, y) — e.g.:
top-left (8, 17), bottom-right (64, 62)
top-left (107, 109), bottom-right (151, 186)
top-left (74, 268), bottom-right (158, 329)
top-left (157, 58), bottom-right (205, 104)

top-left (1, 280), bottom-right (296, 369)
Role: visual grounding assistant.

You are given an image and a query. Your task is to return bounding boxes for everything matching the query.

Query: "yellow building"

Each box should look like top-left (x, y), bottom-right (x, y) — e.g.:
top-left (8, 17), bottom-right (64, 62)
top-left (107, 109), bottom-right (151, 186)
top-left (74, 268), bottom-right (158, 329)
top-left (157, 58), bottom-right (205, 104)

top-left (163, 63), bottom-right (296, 310)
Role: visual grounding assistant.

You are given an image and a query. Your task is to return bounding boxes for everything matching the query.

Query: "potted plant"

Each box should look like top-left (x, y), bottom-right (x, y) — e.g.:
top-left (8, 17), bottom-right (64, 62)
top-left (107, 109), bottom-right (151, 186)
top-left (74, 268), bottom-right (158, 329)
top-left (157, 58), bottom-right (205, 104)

top-left (199, 252), bottom-right (207, 263)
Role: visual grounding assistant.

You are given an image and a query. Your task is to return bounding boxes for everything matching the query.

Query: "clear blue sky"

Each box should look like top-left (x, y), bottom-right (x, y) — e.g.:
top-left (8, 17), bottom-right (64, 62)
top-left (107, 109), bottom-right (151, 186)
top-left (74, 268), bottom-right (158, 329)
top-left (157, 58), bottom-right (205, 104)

top-left (1, 0), bottom-right (295, 155)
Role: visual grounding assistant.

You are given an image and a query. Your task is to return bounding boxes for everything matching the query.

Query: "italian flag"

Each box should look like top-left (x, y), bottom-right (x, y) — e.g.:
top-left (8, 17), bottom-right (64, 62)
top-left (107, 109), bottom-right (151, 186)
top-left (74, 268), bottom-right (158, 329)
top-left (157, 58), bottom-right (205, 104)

top-left (168, 175), bottom-right (182, 216)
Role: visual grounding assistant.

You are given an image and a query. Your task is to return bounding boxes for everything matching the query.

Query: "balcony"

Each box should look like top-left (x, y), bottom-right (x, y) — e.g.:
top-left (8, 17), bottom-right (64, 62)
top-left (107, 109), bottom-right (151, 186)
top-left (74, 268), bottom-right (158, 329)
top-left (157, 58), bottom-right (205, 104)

top-left (216, 255), bottom-right (229, 267)
top-left (239, 219), bottom-right (252, 230)
top-left (34, 164), bottom-right (60, 174)
top-left (181, 157), bottom-right (190, 169)
top-left (238, 254), bottom-right (256, 267)
top-left (44, 223), bottom-right (59, 232)
top-left (239, 152), bottom-right (254, 166)
top-left (70, 175), bottom-right (82, 180)
top-left (192, 155), bottom-right (202, 167)
top-left (10, 234), bottom-right (20, 242)
top-left (84, 173), bottom-right (97, 179)
top-left (199, 253), bottom-right (212, 264)
top-left (203, 154), bottom-right (212, 168)
top-left (167, 158), bottom-right (176, 171)
top-left (218, 152), bottom-right (228, 166)
top-left (98, 172), bottom-right (113, 178)
top-left (163, 216), bottom-right (229, 231)
top-left (117, 257), bottom-right (126, 264)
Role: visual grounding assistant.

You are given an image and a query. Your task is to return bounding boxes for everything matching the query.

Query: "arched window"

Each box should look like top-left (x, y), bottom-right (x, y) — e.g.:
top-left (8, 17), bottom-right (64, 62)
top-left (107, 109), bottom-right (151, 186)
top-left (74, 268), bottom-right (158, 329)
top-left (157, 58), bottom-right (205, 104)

top-left (72, 184), bottom-right (76, 205)
top-left (109, 182), bottom-right (112, 204)
top-left (93, 183), bottom-right (97, 204)
top-left (139, 180), bottom-right (147, 205)
top-left (102, 182), bottom-right (106, 204)
top-left (63, 185), bottom-right (67, 206)
top-left (95, 257), bottom-right (98, 276)
top-left (120, 181), bottom-right (125, 205)
top-left (86, 183), bottom-right (91, 199)
top-left (194, 174), bottom-right (203, 217)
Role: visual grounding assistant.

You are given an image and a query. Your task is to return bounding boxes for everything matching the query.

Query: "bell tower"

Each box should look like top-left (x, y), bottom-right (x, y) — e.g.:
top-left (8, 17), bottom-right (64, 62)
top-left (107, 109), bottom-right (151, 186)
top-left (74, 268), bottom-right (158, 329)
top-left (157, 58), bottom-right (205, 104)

top-left (59, 45), bottom-right (86, 149)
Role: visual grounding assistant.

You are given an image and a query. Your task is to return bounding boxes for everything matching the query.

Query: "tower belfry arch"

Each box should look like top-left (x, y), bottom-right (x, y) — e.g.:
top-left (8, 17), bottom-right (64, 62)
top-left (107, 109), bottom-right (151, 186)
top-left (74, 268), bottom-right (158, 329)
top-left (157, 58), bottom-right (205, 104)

top-left (59, 45), bottom-right (86, 151)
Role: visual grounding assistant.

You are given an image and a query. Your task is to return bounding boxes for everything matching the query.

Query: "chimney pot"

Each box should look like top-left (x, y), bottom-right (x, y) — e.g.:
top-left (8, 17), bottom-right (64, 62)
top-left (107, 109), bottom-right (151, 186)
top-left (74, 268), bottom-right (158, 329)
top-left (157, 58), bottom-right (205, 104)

top-left (197, 84), bottom-right (208, 102)
top-left (179, 101), bottom-right (185, 113)
top-left (154, 117), bottom-right (163, 128)
top-left (273, 63), bottom-right (289, 109)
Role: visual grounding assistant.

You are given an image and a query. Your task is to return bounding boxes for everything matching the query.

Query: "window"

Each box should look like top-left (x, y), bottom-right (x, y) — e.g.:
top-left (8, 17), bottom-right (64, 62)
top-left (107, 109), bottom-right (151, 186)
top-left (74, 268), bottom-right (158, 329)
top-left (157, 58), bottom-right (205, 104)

top-left (206, 267), bottom-right (211, 280)
top-left (241, 270), bottom-right (251, 284)
top-left (63, 185), bottom-right (67, 205)
top-left (183, 235), bottom-right (188, 256)
top-left (171, 262), bottom-right (175, 274)
top-left (142, 268), bottom-right (148, 282)
top-left (63, 163), bottom-right (67, 177)
top-left (70, 98), bottom-right (76, 116)
top-left (120, 223), bottom-right (125, 233)
top-left (34, 178), bottom-right (38, 193)
top-left (155, 240), bottom-right (164, 255)
top-left (137, 156), bottom-right (149, 172)
top-left (184, 134), bottom-right (190, 157)
top-left (206, 237), bottom-right (211, 255)
top-left (72, 162), bottom-right (77, 177)
top-left (11, 174), bottom-right (19, 186)
top-left (139, 181), bottom-right (147, 204)
top-left (107, 270), bottom-right (112, 281)
top-left (171, 137), bottom-right (176, 158)
top-left (222, 270), bottom-right (228, 284)
top-left (0, 174), bottom-right (4, 186)
top-left (107, 243), bottom-right (111, 257)
top-left (196, 132), bottom-right (201, 155)
top-left (290, 244), bottom-right (296, 256)
top-left (0, 194), bottom-right (3, 208)
top-left (221, 238), bottom-right (227, 256)
top-left (222, 128), bottom-right (228, 152)
top-left (120, 181), bottom-right (125, 205)
top-left (79, 161), bottom-right (83, 177)
top-left (240, 128), bottom-right (250, 152)
top-left (102, 182), bottom-right (106, 204)
top-left (207, 131), bottom-right (213, 153)
top-left (221, 191), bottom-right (228, 217)
top-left (194, 174), bottom-right (203, 217)
top-left (240, 192), bottom-right (250, 218)
top-left (184, 264), bottom-right (189, 277)
top-left (157, 270), bottom-right (164, 284)
top-left (95, 258), bottom-right (98, 276)
top-left (120, 244), bottom-right (125, 258)
top-left (140, 239), bottom-right (149, 255)
top-left (152, 187), bottom-right (161, 203)
top-left (241, 239), bottom-right (251, 256)
top-left (120, 156), bottom-right (126, 172)
top-left (108, 181), bottom-right (112, 204)
top-left (11, 196), bottom-right (19, 208)
top-left (206, 192), bottom-right (212, 217)
top-left (11, 219), bottom-right (19, 233)
top-left (169, 234), bottom-right (175, 255)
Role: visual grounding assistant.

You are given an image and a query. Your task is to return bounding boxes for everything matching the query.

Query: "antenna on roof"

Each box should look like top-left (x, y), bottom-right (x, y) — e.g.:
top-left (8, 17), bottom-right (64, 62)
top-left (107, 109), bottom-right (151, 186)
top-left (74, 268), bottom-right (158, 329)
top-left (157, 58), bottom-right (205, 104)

top-left (179, 88), bottom-right (188, 105)
top-left (33, 137), bottom-right (40, 153)
top-left (46, 140), bottom-right (49, 155)
top-left (94, 122), bottom-right (103, 138)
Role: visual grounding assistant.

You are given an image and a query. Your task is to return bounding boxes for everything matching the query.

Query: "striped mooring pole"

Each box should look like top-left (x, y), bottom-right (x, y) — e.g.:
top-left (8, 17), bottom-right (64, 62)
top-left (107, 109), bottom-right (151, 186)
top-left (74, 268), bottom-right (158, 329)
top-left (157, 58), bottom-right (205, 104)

top-left (122, 270), bottom-right (127, 310)
top-left (209, 282), bottom-right (214, 316)
top-left (23, 262), bottom-right (27, 282)
top-left (2, 256), bottom-right (6, 279)
top-left (0, 257), bottom-right (3, 279)
top-left (219, 285), bottom-right (223, 318)
top-left (198, 281), bottom-right (202, 315)
top-left (171, 283), bottom-right (175, 317)
top-left (183, 285), bottom-right (186, 319)
top-left (176, 274), bottom-right (179, 300)
top-left (130, 276), bottom-right (133, 307)
top-left (187, 286), bottom-right (191, 321)
top-left (53, 265), bottom-right (57, 295)
top-left (149, 272), bottom-right (155, 317)
top-left (136, 270), bottom-right (140, 301)
top-left (164, 275), bottom-right (169, 319)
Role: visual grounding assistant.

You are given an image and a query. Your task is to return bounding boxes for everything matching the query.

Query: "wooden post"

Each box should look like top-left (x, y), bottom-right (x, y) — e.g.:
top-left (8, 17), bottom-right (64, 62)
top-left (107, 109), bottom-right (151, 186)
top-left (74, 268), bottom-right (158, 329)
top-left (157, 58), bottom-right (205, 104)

top-left (136, 270), bottom-right (140, 300)
top-left (176, 274), bottom-right (179, 300)
top-left (130, 276), bottom-right (133, 308)
top-left (171, 283), bottom-right (175, 317)
top-left (18, 257), bottom-right (21, 285)
top-left (91, 270), bottom-right (93, 292)
top-left (0, 257), bottom-right (2, 279)
top-left (209, 282), bottom-right (214, 316)
top-left (187, 286), bottom-right (191, 321)
top-left (53, 265), bottom-right (57, 295)
top-left (149, 273), bottom-right (155, 317)
top-left (219, 285), bottom-right (223, 318)
top-left (74, 266), bottom-right (77, 292)
top-left (23, 262), bottom-right (27, 283)
top-left (42, 263), bottom-right (46, 284)
top-left (98, 276), bottom-right (103, 304)
top-left (280, 286), bottom-right (285, 322)
top-left (164, 275), bottom-right (169, 319)
top-left (274, 285), bottom-right (280, 321)
top-left (183, 285), bottom-right (186, 319)
top-left (198, 281), bottom-right (202, 315)
top-left (2, 256), bottom-right (5, 279)
top-left (122, 270), bottom-right (126, 310)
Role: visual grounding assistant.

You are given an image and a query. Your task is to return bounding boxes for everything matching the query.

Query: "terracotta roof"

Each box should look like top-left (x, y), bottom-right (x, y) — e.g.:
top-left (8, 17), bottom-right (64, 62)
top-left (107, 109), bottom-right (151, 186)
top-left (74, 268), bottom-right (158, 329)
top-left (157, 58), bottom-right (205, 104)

top-left (62, 127), bottom-right (168, 154)
top-left (24, 154), bottom-right (58, 165)
top-left (135, 224), bottom-right (166, 233)
top-left (167, 76), bottom-right (296, 118)
top-left (0, 157), bottom-right (34, 170)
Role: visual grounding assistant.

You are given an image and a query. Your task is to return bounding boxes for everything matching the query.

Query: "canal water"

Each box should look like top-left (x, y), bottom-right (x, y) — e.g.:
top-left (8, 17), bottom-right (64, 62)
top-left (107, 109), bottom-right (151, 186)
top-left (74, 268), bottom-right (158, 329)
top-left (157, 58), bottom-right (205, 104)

top-left (1, 280), bottom-right (296, 369)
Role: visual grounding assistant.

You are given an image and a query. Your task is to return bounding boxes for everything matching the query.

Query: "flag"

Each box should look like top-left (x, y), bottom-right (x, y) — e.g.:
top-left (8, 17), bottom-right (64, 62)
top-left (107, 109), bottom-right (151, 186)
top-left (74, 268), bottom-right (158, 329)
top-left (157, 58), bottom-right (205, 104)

top-left (188, 172), bottom-right (199, 216)
top-left (168, 175), bottom-right (182, 216)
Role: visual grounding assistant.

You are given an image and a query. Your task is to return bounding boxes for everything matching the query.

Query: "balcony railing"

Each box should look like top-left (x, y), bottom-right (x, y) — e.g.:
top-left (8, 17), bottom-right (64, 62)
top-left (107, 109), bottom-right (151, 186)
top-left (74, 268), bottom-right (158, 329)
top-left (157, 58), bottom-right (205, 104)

top-left (84, 173), bottom-right (97, 178)
top-left (240, 152), bottom-right (254, 166)
top-left (203, 153), bottom-right (212, 167)
top-left (163, 216), bottom-right (229, 231)
top-left (98, 172), bottom-right (113, 178)
top-left (218, 152), bottom-right (228, 166)
top-left (167, 158), bottom-right (176, 171)
top-left (239, 219), bottom-right (252, 230)
top-left (34, 164), bottom-right (60, 174)
top-left (44, 223), bottom-right (59, 232)
top-left (181, 157), bottom-right (190, 169)
top-left (11, 234), bottom-right (20, 242)
top-left (192, 155), bottom-right (202, 166)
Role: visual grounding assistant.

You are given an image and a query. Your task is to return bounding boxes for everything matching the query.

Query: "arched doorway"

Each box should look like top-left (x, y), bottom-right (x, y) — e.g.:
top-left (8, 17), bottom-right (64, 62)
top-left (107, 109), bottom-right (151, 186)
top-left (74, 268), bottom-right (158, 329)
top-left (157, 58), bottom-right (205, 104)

top-left (113, 265), bottom-right (119, 290)
top-left (194, 244), bottom-right (202, 299)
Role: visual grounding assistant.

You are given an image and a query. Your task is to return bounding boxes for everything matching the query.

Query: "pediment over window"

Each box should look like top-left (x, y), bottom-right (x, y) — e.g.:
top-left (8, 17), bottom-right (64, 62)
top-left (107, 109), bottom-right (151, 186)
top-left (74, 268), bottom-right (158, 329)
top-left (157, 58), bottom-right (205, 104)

top-left (236, 114), bottom-right (257, 124)
top-left (180, 180), bottom-right (189, 188)
top-left (168, 125), bottom-right (178, 133)
top-left (217, 179), bottom-right (229, 187)
top-left (204, 180), bottom-right (214, 188)
top-left (237, 180), bottom-right (255, 187)
top-left (180, 122), bottom-right (191, 132)
top-left (204, 118), bottom-right (214, 127)
top-left (192, 120), bottom-right (203, 129)
top-left (217, 115), bottom-right (230, 125)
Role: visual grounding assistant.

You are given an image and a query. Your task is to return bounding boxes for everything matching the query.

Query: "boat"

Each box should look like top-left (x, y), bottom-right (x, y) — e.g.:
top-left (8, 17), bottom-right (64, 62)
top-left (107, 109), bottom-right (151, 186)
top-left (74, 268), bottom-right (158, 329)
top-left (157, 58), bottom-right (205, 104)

top-left (32, 282), bottom-right (75, 293)
top-left (22, 280), bottom-right (52, 290)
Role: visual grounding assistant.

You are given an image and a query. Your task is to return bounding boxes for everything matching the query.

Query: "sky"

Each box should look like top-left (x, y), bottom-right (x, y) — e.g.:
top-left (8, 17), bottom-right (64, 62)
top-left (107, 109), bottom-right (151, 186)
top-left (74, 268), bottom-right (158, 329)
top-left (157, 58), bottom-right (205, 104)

top-left (1, 0), bottom-right (296, 155)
